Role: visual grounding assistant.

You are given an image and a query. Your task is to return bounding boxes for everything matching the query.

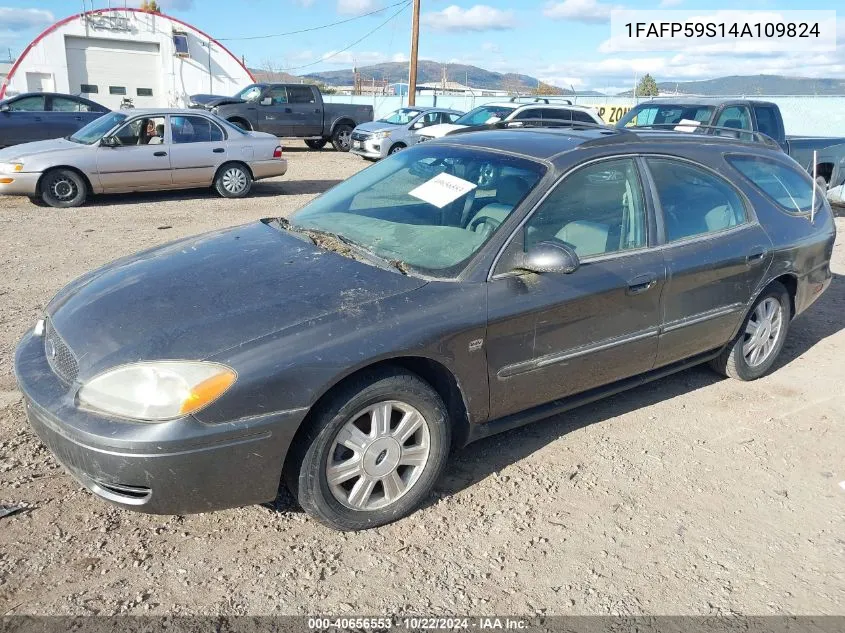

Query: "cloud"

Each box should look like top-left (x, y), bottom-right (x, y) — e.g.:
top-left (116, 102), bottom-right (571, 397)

top-left (337, 0), bottom-right (379, 15)
top-left (659, 0), bottom-right (682, 6)
top-left (0, 7), bottom-right (54, 31)
top-left (543, 0), bottom-right (623, 24)
top-left (422, 5), bottom-right (516, 32)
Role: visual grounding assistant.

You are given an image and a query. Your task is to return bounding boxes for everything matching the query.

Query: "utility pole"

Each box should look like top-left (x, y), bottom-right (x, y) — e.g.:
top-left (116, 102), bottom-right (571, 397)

top-left (407, 0), bottom-right (420, 106)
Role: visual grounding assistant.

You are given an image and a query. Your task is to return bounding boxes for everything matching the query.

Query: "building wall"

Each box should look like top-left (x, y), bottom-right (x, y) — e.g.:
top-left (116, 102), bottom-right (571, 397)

top-left (325, 93), bottom-right (845, 137)
top-left (1, 9), bottom-right (252, 109)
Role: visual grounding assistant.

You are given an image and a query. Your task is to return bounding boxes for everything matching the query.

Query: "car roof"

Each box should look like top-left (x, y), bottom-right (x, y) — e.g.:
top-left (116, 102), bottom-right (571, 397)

top-left (113, 108), bottom-right (219, 115)
top-left (436, 126), bottom-right (785, 161)
top-left (637, 96), bottom-right (778, 107)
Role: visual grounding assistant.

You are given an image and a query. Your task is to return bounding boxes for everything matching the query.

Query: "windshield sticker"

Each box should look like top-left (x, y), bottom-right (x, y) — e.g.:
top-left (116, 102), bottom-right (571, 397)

top-left (674, 119), bottom-right (702, 132)
top-left (409, 173), bottom-right (478, 208)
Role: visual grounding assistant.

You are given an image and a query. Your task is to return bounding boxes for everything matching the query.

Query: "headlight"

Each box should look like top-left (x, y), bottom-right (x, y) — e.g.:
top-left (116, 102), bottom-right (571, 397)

top-left (77, 361), bottom-right (237, 422)
top-left (0, 162), bottom-right (23, 173)
top-left (373, 131), bottom-right (391, 139)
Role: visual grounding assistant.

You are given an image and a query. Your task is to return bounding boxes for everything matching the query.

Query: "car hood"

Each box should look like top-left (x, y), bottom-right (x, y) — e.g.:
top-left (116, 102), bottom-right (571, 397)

top-left (45, 221), bottom-right (426, 380)
top-left (189, 94), bottom-right (247, 108)
top-left (417, 123), bottom-right (465, 138)
top-left (0, 137), bottom-right (80, 160)
top-left (355, 121), bottom-right (402, 134)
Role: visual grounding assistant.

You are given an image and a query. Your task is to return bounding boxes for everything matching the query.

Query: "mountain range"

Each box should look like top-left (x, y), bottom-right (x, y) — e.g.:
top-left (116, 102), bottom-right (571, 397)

top-left (301, 60), bottom-right (582, 94)
top-left (621, 74), bottom-right (845, 96)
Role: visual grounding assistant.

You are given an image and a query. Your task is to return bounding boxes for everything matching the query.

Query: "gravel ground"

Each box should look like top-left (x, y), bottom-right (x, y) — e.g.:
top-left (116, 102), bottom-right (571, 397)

top-left (1, 143), bottom-right (844, 616)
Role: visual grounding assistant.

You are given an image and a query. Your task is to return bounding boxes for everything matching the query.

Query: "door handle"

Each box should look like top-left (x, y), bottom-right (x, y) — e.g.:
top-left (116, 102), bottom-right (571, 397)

top-left (284, 108), bottom-right (292, 113)
top-left (746, 249), bottom-right (767, 266)
top-left (314, 109), bottom-right (320, 114)
top-left (153, 151), bottom-right (167, 157)
top-left (627, 273), bottom-right (658, 295)
top-left (212, 148), bottom-right (225, 153)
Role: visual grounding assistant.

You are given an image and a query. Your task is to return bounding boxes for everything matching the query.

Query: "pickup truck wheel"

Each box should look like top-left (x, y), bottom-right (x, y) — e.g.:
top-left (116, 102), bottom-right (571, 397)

top-left (305, 139), bottom-right (328, 150)
top-left (214, 163), bottom-right (253, 198)
top-left (227, 118), bottom-right (251, 131)
top-left (39, 168), bottom-right (88, 208)
top-left (331, 124), bottom-right (354, 152)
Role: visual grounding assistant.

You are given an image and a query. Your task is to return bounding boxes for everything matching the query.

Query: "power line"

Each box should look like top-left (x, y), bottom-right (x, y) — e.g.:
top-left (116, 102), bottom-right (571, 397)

top-left (218, 0), bottom-right (410, 41)
top-left (279, 1), bottom-right (412, 72)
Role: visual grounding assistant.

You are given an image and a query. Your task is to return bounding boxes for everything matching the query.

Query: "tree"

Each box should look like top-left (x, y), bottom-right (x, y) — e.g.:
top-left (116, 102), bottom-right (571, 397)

top-left (636, 73), bottom-right (659, 97)
top-left (533, 81), bottom-right (564, 96)
top-left (140, 0), bottom-right (161, 12)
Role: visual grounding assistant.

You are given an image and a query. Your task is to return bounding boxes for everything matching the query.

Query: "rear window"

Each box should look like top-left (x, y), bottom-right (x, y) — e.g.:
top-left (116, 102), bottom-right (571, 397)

top-left (727, 155), bottom-right (816, 214)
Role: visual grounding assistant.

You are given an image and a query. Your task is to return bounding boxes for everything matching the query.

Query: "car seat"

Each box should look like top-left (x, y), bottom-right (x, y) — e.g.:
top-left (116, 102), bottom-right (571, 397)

top-left (555, 220), bottom-right (610, 257)
top-left (468, 176), bottom-right (531, 235)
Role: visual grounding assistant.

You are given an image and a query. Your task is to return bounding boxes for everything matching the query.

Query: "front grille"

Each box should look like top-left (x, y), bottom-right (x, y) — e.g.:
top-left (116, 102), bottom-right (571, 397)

top-left (351, 132), bottom-right (371, 142)
top-left (45, 319), bottom-right (79, 385)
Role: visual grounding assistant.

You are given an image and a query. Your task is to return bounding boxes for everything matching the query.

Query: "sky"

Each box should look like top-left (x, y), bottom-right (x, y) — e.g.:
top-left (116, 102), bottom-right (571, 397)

top-left (1, 0), bottom-right (843, 94)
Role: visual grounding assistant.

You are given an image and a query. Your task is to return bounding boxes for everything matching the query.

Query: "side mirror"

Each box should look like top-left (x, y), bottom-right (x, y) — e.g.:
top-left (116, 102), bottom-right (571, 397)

top-left (260, 97), bottom-right (272, 106)
top-left (0, 103), bottom-right (9, 113)
top-left (411, 121), bottom-right (424, 130)
top-left (100, 136), bottom-right (118, 147)
top-left (517, 241), bottom-right (580, 274)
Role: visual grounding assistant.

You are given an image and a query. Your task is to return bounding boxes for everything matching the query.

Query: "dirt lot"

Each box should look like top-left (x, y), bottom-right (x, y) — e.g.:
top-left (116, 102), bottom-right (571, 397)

top-left (1, 143), bottom-right (844, 617)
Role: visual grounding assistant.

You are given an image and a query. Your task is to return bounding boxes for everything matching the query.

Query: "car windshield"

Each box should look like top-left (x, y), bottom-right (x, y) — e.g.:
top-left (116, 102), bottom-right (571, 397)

top-left (68, 112), bottom-right (127, 144)
top-left (288, 145), bottom-right (546, 276)
top-left (616, 104), bottom-right (715, 128)
top-left (234, 85), bottom-right (264, 102)
top-left (455, 105), bottom-right (517, 126)
top-left (377, 108), bottom-right (422, 124)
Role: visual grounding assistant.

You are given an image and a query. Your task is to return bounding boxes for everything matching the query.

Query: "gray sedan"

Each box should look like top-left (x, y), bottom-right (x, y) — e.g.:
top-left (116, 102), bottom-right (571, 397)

top-left (0, 109), bottom-right (287, 208)
top-left (350, 107), bottom-right (463, 160)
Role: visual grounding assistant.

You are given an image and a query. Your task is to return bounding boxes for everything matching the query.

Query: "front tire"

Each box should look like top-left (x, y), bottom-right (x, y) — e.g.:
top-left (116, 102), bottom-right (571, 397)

top-left (331, 124), bottom-right (354, 152)
top-left (388, 143), bottom-right (406, 155)
top-left (710, 281), bottom-right (791, 381)
top-left (286, 368), bottom-right (451, 531)
top-left (40, 168), bottom-right (88, 208)
top-left (227, 118), bottom-right (251, 131)
top-left (305, 138), bottom-right (328, 150)
top-left (214, 163), bottom-right (252, 198)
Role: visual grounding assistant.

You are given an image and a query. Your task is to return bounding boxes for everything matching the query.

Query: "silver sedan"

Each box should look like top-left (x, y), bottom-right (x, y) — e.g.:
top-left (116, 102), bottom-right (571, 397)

top-left (0, 109), bottom-right (287, 208)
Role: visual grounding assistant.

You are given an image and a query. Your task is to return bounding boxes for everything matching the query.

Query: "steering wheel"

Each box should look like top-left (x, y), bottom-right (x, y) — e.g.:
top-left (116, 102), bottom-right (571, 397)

top-left (468, 215), bottom-right (502, 237)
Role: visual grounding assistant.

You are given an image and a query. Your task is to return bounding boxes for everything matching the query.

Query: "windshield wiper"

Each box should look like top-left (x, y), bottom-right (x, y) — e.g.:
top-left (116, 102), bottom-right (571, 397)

top-left (274, 218), bottom-right (409, 275)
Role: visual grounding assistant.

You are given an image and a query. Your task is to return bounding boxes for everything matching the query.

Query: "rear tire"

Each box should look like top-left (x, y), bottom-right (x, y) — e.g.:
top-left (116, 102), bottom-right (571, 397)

top-left (39, 168), bottom-right (88, 208)
top-left (285, 368), bottom-right (451, 531)
top-left (331, 124), bottom-right (354, 152)
top-left (305, 138), bottom-right (328, 150)
top-left (709, 281), bottom-right (791, 381)
top-left (214, 163), bottom-right (252, 198)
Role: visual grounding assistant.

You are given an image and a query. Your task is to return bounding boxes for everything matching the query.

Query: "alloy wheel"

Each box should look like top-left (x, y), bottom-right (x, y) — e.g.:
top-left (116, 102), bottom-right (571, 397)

top-left (743, 297), bottom-right (784, 367)
top-left (49, 176), bottom-right (78, 202)
top-left (326, 400), bottom-right (431, 511)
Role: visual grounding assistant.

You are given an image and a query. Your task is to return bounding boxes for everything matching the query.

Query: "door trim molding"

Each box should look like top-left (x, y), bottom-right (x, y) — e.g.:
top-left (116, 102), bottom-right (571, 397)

top-left (661, 303), bottom-right (745, 334)
top-left (497, 326), bottom-right (659, 379)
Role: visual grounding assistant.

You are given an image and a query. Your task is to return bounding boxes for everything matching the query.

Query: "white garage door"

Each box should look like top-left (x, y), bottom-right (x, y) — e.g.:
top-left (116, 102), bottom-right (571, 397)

top-left (65, 36), bottom-right (161, 109)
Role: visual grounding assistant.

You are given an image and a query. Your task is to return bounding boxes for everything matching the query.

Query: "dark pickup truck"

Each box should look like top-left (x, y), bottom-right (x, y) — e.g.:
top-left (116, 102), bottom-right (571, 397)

top-left (189, 83), bottom-right (373, 152)
top-left (617, 98), bottom-right (845, 203)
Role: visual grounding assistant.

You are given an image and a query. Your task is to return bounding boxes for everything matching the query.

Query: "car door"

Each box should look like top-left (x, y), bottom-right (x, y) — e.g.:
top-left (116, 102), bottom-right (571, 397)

top-left (256, 86), bottom-right (291, 136)
top-left (285, 85), bottom-right (322, 137)
top-left (96, 115), bottom-right (172, 191)
top-left (47, 95), bottom-right (99, 139)
top-left (0, 95), bottom-right (48, 146)
top-left (168, 114), bottom-right (227, 186)
top-left (642, 156), bottom-right (773, 368)
top-left (486, 157), bottom-right (665, 419)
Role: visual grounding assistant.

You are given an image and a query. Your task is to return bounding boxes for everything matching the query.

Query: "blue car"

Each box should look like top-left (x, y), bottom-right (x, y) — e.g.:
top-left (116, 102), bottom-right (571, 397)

top-left (0, 92), bottom-right (109, 148)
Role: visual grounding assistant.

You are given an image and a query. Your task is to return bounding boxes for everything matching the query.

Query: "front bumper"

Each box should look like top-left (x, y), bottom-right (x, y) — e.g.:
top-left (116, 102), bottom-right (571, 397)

top-left (0, 171), bottom-right (40, 196)
top-left (250, 158), bottom-right (288, 181)
top-left (14, 329), bottom-right (307, 515)
top-left (350, 137), bottom-right (389, 160)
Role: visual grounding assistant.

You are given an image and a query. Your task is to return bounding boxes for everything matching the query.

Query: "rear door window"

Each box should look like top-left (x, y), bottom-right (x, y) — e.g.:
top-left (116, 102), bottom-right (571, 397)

top-left (7, 96), bottom-right (46, 111)
top-left (754, 107), bottom-right (780, 140)
top-left (727, 155), bottom-right (815, 214)
top-left (646, 158), bottom-right (747, 242)
top-left (287, 86), bottom-right (316, 104)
